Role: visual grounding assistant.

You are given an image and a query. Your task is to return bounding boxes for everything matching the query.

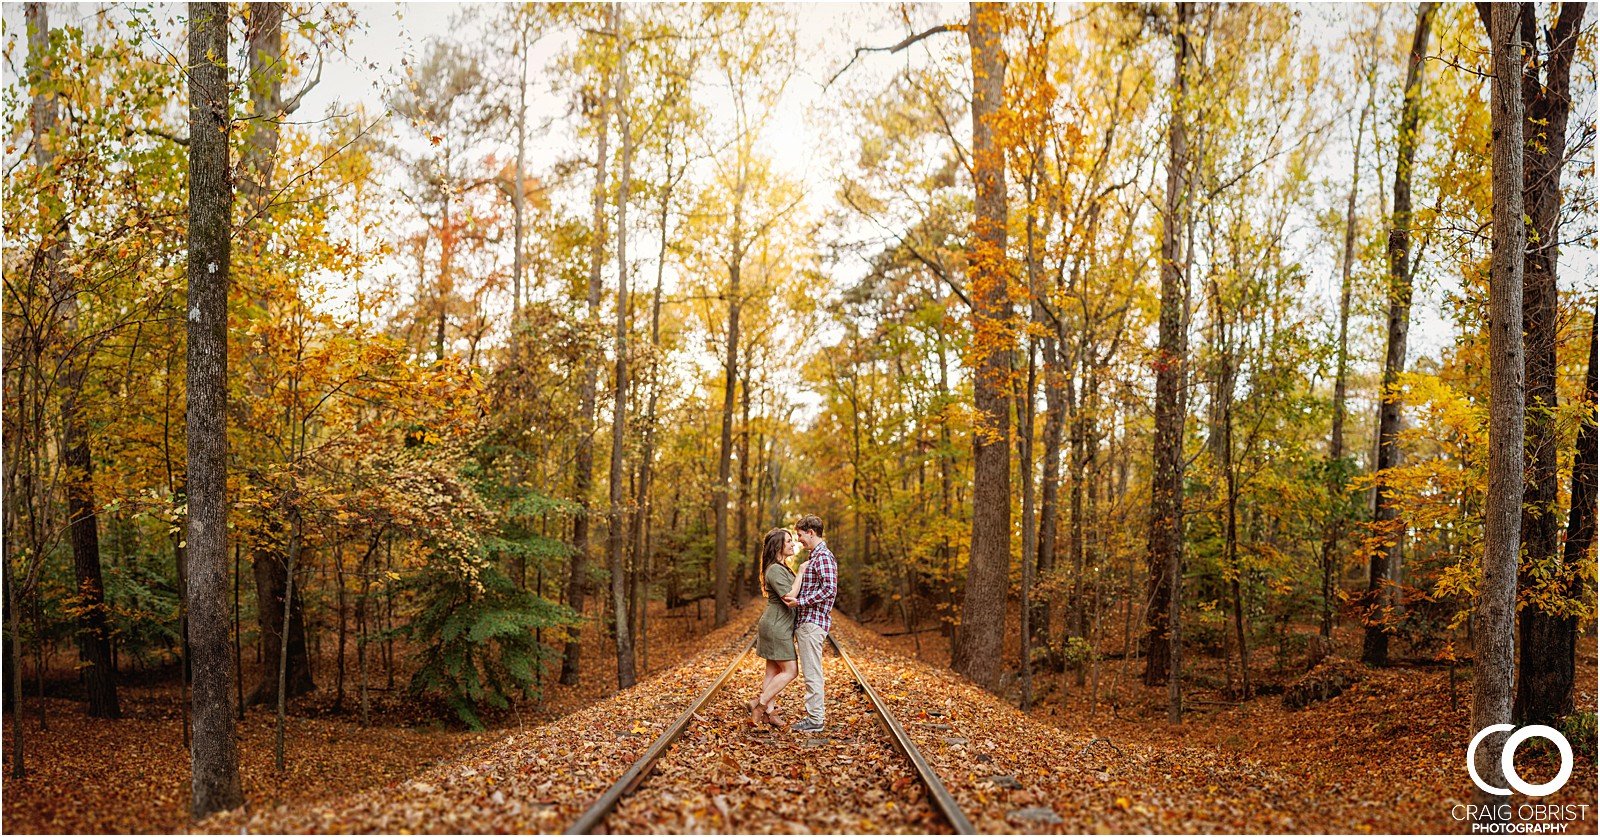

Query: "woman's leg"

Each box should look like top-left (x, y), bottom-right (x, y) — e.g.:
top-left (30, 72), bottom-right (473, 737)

top-left (759, 660), bottom-right (798, 708)
top-left (752, 659), bottom-right (779, 724)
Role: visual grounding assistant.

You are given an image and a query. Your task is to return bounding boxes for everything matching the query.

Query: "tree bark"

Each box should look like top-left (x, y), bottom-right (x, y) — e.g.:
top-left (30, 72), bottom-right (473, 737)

top-left (1144, 0), bottom-right (1190, 696)
top-left (1474, 1), bottom-right (1526, 801)
top-left (563, 33), bottom-right (612, 685)
top-left (186, 1), bottom-right (244, 817)
top-left (1363, 2), bottom-right (1436, 667)
top-left (1513, 0), bottom-right (1586, 728)
top-left (952, 1), bottom-right (1012, 691)
top-left (607, 9), bottom-right (637, 689)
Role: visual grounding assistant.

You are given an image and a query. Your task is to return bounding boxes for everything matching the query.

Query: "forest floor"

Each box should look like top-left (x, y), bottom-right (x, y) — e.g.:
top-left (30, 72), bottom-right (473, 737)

top-left (0, 596), bottom-right (759, 834)
top-left (866, 612), bottom-right (1600, 833)
top-left (5, 600), bottom-right (1595, 834)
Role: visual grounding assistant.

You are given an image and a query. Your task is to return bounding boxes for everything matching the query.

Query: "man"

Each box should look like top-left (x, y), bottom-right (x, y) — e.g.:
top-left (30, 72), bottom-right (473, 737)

top-left (782, 515), bottom-right (836, 733)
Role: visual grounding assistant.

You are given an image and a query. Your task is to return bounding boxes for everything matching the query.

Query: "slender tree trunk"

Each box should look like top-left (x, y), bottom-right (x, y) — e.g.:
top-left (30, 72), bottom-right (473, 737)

top-left (1321, 63), bottom-right (1376, 640)
top-left (953, 1), bottom-right (1012, 692)
top-left (1018, 342), bottom-right (1037, 709)
top-left (739, 371), bottom-right (754, 598)
top-left (1037, 331), bottom-right (1064, 647)
top-left (713, 195), bottom-right (746, 628)
top-left (274, 513), bottom-right (303, 770)
top-left (563, 35), bottom-right (612, 684)
top-left (1144, 0), bottom-right (1190, 697)
top-left (607, 9), bottom-right (637, 689)
top-left (1513, 0), bottom-right (1585, 727)
top-left (186, 2), bottom-right (244, 816)
top-left (1364, 2), bottom-right (1436, 667)
top-left (1474, 2), bottom-right (1526, 803)
top-left (1068, 347), bottom-right (1088, 686)
top-left (334, 539), bottom-right (346, 709)
top-left (511, 17), bottom-right (529, 316)
top-left (28, 1), bottom-right (120, 720)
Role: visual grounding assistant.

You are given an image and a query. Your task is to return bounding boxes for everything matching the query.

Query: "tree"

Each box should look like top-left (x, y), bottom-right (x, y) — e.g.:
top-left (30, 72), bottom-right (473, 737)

top-left (27, 1), bottom-right (120, 720)
top-left (186, 0), bottom-right (244, 818)
top-left (1143, 2), bottom-right (1191, 710)
top-left (607, 8), bottom-right (637, 689)
top-left (952, 1), bottom-right (1012, 691)
top-left (1321, 22), bottom-right (1380, 640)
top-left (1473, 0), bottom-right (1526, 802)
top-left (1362, 1), bottom-right (1437, 667)
top-left (1511, 1), bottom-right (1588, 727)
top-left (563, 14), bottom-right (612, 681)
top-left (241, 0), bottom-right (316, 709)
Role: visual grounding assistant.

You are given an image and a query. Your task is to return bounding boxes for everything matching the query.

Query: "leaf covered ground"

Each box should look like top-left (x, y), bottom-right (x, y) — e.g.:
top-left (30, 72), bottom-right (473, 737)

top-left (199, 604), bottom-right (760, 834)
top-left (848, 618), bottom-right (1599, 834)
top-left (1, 598), bottom-right (755, 835)
top-left (9, 601), bottom-right (1593, 834)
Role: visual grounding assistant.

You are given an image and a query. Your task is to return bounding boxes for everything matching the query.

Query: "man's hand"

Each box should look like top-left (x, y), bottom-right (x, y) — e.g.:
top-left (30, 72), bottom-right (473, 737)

top-left (782, 595), bottom-right (798, 607)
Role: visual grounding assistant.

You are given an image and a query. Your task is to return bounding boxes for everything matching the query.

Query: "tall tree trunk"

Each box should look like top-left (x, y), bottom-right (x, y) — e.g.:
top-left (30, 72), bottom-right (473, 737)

top-left (1144, 0), bottom-right (1190, 697)
top-left (738, 368), bottom-right (753, 598)
top-left (713, 188), bottom-right (746, 628)
top-left (274, 512), bottom-right (303, 770)
top-left (1036, 331), bottom-right (1064, 646)
top-left (607, 10), bottom-right (637, 690)
top-left (28, 1), bottom-right (120, 720)
top-left (1068, 345), bottom-right (1087, 685)
top-left (1363, 2), bottom-right (1436, 667)
top-left (1512, 0), bottom-right (1585, 728)
top-left (563, 36), bottom-right (612, 685)
top-left (1018, 342), bottom-right (1037, 709)
top-left (953, 0), bottom-right (1012, 691)
top-left (1321, 61), bottom-right (1376, 640)
top-left (241, 0), bottom-right (312, 706)
top-left (630, 137), bottom-right (676, 673)
top-left (1539, 318), bottom-right (1599, 718)
top-left (1474, 1), bottom-right (1526, 802)
top-left (186, 2), bottom-right (244, 816)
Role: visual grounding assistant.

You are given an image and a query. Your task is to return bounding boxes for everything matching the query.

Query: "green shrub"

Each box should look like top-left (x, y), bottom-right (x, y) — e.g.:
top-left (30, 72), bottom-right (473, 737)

top-left (400, 558), bottom-right (576, 730)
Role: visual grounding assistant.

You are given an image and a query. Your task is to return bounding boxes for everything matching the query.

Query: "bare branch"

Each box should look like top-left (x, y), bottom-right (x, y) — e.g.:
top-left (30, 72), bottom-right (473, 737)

top-left (826, 22), bottom-right (964, 88)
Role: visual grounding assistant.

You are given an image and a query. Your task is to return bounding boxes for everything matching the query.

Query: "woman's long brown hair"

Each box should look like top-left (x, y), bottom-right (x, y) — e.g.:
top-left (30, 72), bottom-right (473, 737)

top-left (760, 528), bottom-right (790, 579)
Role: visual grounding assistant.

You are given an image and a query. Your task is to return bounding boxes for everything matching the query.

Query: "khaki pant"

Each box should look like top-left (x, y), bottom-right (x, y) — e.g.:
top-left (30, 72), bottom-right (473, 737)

top-left (795, 622), bottom-right (827, 724)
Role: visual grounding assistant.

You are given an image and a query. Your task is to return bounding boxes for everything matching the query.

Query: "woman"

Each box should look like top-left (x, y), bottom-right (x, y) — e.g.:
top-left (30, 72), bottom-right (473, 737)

top-left (748, 527), bottom-right (807, 727)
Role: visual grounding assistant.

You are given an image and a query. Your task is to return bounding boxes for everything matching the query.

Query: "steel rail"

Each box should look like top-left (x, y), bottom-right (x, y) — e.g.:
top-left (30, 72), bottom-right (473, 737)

top-left (564, 630), bottom-right (757, 835)
top-left (828, 632), bottom-right (977, 835)
top-left (566, 623), bottom-right (976, 835)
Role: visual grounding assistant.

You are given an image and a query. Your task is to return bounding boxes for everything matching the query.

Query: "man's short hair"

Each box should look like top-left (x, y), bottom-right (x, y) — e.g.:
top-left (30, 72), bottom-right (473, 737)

top-left (796, 515), bottom-right (824, 536)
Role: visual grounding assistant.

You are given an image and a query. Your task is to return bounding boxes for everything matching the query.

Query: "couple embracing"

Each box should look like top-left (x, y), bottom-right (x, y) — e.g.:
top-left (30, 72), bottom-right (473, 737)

top-left (747, 515), bottom-right (836, 733)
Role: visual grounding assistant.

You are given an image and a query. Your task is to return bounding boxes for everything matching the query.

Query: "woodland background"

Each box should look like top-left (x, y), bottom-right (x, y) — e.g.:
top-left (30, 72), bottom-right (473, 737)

top-left (1, 1), bottom-right (1597, 829)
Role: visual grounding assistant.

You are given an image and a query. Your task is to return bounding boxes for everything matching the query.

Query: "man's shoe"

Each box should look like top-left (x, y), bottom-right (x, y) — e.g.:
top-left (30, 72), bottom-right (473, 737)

top-left (790, 719), bottom-right (825, 733)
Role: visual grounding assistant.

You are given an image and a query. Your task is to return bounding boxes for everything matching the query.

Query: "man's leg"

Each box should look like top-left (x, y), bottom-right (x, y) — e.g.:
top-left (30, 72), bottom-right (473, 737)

top-left (796, 623), bottom-right (826, 724)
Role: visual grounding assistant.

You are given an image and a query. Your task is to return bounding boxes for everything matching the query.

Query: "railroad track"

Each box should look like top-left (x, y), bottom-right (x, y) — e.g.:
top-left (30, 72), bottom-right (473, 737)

top-left (565, 624), bottom-right (976, 835)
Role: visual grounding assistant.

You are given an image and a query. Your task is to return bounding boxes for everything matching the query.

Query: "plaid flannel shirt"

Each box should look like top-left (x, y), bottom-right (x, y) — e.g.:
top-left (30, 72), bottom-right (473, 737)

top-left (793, 540), bottom-right (837, 633)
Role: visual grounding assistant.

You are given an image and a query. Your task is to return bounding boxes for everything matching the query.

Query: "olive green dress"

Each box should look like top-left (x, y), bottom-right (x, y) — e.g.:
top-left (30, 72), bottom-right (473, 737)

top-left (756, 562), bottom-right (797, 661)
